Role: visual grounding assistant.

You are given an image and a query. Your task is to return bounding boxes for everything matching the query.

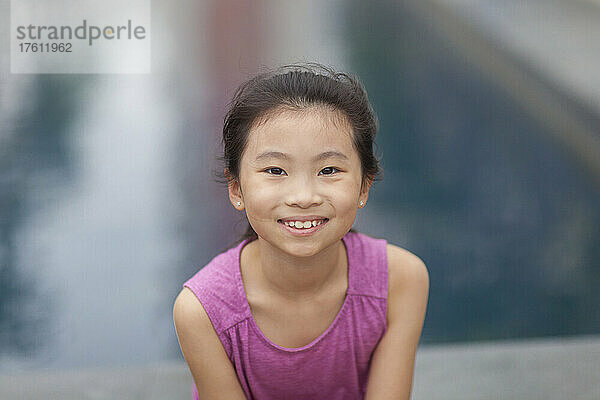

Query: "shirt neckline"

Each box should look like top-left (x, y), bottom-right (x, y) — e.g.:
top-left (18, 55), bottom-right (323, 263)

top-left (233, 232), bottom-right (354, 353)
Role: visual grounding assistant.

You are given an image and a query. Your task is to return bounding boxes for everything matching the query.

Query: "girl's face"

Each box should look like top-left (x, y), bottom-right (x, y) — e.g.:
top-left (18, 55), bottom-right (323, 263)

top-left (229, 106), bottom-right (371, 258)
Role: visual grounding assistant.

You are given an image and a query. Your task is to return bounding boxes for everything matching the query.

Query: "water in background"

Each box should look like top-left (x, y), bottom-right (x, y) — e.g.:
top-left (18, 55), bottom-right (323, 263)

top-left (1, 75), bottom-right (187, 370)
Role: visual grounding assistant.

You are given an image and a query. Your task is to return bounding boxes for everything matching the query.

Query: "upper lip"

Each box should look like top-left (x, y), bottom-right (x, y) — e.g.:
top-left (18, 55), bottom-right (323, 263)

top-left (278, 215), bottom-right (328, 222)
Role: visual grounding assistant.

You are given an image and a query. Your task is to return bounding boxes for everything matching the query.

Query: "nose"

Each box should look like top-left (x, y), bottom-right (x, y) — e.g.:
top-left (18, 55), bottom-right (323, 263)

top-left (284, 173), bottom-right (323, 208)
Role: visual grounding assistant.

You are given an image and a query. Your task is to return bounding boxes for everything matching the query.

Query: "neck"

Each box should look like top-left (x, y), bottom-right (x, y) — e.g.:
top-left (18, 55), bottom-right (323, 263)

top-left (250, 238), bottom-right (347, 303)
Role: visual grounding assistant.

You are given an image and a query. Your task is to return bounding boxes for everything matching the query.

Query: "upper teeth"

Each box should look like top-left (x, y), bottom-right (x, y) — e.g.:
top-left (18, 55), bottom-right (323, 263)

top-left (284, 220), bottom-right (324, 228)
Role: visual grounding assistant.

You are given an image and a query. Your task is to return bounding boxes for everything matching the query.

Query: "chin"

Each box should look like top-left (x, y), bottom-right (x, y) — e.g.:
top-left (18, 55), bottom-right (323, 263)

top-left (285, 237), bottom-right (339, 258)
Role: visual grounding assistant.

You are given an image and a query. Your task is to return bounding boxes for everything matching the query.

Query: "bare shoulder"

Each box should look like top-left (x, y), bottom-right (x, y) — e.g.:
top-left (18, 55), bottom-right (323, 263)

top-left (385, 243), bottom-right (430, 327)
top-left (173, 288), bottom-right (246, 399)
top-left (386, 243), bottom-right (429, 292)
top-left (172, 287), bottom-right (218, 340)
top-left (173, 287), bottom-right (206, 322)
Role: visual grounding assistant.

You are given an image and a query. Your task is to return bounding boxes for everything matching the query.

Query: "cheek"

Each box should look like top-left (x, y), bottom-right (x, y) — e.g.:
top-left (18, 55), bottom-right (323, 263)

top-left (330, 184), bottom-right (360, 207)
top-left (242, 177), bottom-right (276, 206)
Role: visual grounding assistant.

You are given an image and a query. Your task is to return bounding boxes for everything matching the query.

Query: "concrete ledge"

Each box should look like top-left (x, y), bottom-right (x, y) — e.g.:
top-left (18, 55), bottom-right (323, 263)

top-left (1, 335), bottom-right (599, 399)
top-left (0, 362), bottom-right (194, 400)
top-left (413, 335), bottom-right (600, 400)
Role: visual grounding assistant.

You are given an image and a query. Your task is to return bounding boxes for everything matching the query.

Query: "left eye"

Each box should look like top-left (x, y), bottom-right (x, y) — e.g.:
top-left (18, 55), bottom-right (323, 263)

top-left (265, 167), bottom-right (286, 176)
top-left (319, 167), bottom-right (339, 175)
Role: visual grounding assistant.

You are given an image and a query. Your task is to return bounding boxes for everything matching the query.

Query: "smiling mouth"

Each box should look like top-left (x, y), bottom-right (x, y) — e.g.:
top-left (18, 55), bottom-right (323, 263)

top-left (277, 218), bottom-right (329, 230)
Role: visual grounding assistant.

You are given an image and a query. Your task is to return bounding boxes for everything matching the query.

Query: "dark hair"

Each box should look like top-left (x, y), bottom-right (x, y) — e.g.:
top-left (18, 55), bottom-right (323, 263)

top-left (215, 62), bottom-right (383, 244)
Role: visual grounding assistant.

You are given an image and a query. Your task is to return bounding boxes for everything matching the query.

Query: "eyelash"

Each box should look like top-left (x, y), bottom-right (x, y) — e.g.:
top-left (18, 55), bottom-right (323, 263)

top-left (264, 167), bottom-right (340, 176)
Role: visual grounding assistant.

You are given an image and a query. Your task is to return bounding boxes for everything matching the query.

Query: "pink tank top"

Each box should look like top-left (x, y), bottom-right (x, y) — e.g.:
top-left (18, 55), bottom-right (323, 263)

top-left (183, 231), bottom-right (389, 400)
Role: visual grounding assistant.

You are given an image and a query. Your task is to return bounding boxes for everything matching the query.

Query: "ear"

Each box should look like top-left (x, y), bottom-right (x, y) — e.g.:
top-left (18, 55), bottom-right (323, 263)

top-left (225, 168), bottom-right (244, 210)
top-left (359, 176), bottom-right (373, 208)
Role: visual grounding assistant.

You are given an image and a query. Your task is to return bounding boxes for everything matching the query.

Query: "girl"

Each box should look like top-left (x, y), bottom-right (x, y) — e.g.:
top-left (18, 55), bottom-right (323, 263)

top-left (173, 63), bottom-right (429, 400)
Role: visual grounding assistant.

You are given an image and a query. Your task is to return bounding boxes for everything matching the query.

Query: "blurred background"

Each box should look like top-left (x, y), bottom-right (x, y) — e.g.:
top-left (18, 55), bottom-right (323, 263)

top-left (1, 0), bottom-right (599, 398)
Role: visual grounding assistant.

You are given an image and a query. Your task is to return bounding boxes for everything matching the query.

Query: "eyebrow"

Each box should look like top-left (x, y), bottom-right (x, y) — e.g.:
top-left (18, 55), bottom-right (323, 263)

top-left (255, 150), bottom-right (349, 162)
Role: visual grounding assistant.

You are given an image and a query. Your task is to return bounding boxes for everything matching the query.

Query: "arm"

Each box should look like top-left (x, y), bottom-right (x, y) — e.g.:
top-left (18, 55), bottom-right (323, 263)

top-left (364, 244), bottom-right (430, 400)
top-left (173, 287), bottom-right (247, 400)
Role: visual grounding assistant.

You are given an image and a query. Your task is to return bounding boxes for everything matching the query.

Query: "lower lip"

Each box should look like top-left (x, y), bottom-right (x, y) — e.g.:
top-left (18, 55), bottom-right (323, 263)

top-left (278, 219), bottom-right (328, 236)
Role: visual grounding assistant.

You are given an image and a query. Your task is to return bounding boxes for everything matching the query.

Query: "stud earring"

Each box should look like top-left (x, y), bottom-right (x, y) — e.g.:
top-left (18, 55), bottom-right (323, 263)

top-left (359, 200), bottom-right (364, 206)
top-left (236, 201), bottom-right (241, 207)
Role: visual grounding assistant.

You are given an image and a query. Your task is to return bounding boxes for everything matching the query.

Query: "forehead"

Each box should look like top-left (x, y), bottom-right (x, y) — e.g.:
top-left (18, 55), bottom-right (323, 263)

top-left (244, 107), bottom-right (355, 158)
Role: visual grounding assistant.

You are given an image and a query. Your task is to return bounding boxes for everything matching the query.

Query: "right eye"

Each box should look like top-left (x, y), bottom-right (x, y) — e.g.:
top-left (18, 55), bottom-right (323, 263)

top-left (264, 167), bottom-right (287, 176)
